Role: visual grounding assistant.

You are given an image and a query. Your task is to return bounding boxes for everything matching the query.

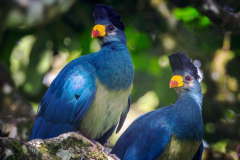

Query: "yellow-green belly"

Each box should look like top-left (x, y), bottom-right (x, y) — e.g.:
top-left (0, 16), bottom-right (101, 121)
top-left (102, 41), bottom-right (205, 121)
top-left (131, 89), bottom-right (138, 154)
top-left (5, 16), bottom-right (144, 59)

top-left (79, 80), bottom-right (132, 140)
top-left (158, 135), bottom-right (201, 160)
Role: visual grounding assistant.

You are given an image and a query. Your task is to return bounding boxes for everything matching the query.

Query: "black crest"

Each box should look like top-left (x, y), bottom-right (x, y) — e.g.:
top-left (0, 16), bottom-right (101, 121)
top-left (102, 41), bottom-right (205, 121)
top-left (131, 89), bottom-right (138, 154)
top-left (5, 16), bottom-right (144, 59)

top-left (169, 52), bottom-right (200, 80)
top-left (93, 4), bottom-right (125, 31)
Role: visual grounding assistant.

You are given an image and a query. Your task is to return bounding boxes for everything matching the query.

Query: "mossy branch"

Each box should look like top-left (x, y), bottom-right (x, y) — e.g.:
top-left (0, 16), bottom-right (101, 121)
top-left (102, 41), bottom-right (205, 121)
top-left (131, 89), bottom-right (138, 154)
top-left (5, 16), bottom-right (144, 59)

top-left (0, 132), bottom-right (119, 160)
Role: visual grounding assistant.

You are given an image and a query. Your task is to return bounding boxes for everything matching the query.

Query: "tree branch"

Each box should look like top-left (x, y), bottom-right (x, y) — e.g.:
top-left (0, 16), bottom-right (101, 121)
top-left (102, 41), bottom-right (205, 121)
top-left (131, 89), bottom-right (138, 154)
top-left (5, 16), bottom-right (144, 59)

top-left (190, 0), bottom-right (240, 31)
top-left (0, 132), bottom-right (119, 160)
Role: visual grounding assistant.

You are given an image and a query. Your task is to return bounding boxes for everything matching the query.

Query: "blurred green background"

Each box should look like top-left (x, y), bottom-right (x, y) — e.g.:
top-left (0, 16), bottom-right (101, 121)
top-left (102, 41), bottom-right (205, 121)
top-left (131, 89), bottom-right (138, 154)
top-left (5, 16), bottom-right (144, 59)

top-left (0, 0), bottom-right (240, 159)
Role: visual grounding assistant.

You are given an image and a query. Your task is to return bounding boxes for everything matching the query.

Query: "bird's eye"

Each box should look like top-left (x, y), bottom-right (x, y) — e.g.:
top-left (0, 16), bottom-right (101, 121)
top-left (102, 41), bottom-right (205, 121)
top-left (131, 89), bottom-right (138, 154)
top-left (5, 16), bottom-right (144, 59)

top-left (107, 25), bottom-right (115, 31)
top-left (185, 75), bottom-right (192, 81)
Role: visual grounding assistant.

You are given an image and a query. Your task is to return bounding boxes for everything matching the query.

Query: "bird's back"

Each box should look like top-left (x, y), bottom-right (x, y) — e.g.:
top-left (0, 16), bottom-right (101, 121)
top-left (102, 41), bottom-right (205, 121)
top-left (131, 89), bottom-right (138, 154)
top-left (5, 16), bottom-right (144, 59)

top-left (111, 107), bottom-right (172, 160)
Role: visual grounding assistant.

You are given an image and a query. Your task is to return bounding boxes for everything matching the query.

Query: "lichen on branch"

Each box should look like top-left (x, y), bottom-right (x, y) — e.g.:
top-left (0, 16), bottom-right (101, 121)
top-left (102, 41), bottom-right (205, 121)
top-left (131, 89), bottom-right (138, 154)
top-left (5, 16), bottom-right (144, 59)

top-left (0, 132), bottom-right (119, 160)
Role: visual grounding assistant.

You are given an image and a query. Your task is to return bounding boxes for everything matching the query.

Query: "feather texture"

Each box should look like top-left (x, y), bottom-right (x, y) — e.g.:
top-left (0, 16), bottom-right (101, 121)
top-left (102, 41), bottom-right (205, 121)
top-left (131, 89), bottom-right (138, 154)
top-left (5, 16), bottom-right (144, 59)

top-left (192, 142), bottom-right (204, 160)
top-left (30, 60), bottom-right (97, 140)
top-left (111, 111), bottom-right (171, 160)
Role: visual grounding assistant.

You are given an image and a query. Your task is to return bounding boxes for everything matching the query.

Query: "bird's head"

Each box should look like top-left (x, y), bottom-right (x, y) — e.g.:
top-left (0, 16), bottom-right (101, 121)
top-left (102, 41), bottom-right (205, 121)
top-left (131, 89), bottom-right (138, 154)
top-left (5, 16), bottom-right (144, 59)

top-left (169, 52), bottom-right (202, 101)
top-left (92, 4), bottom-right (126, 46)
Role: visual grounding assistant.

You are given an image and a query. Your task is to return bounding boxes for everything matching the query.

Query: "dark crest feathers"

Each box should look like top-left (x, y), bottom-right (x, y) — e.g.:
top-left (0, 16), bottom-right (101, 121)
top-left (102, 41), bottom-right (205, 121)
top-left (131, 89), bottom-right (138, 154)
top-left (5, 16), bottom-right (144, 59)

top-left (169, 52), bottom-right (200, 80)
top-left (93, 4), bottom-right (125, 31)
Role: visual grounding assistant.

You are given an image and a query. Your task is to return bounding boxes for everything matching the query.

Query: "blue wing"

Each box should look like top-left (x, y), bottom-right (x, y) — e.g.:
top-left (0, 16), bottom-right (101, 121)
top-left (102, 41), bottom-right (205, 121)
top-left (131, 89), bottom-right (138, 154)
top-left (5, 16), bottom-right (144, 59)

top-left (30, 60), bottom-right (96, 140)
top-left (111, 111), bottom-right (171, 160)
top-left (192, 142), bottom-right (203, 160)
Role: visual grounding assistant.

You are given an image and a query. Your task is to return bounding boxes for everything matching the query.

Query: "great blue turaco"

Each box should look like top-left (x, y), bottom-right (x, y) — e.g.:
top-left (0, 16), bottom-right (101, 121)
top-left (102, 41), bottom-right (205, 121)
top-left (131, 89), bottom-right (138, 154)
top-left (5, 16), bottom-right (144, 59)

top-left (30, 4), bottom-right (134, 145)
top-left (111, 52), bottom-right (204, 160)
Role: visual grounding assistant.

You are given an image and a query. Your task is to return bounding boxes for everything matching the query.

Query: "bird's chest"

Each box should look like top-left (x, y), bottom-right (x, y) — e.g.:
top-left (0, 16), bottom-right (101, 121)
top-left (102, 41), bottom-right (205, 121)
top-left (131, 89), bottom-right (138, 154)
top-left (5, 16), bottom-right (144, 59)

top-left (158, 135), bottom-right (201, 160)
top-left (94, 51), bottom-right (134, 90)
top-left (79, 81), bottom-right (132, 139)
top-left (169, 105), bottom-right (203, 141)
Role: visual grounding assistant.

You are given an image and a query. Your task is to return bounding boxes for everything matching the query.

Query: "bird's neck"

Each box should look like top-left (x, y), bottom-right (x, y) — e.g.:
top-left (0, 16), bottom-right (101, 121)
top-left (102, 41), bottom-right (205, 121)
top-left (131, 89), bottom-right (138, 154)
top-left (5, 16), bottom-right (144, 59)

top-left (101, 41), bottom-right (125, 48)
top-left (171, 93), bottom-right (203, 141)
top-left (101, 40), bottom-right (126, 48)
top-left (92, 42), bottom-right (134, 91)
top-left (99, 32), bottom-right (127, 47)
top-left (178, 90), bottom-right (203, 106)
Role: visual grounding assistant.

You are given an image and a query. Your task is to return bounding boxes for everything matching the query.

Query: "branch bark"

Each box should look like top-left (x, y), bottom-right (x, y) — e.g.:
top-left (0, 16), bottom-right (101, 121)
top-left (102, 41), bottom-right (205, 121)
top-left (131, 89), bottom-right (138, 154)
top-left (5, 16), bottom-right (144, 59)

top-left (0, 132), bottom-right (119, 160)
top-left (190, 0), bottom-right (240, 31)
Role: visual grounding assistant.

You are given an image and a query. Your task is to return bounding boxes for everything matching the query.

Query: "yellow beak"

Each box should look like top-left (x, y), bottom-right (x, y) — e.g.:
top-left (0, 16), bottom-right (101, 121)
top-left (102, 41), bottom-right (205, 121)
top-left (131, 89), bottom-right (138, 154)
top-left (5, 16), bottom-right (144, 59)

top-left (169, 75), bottom-right (184, 88)
top-left (92, 25), bottom-right (106, 38)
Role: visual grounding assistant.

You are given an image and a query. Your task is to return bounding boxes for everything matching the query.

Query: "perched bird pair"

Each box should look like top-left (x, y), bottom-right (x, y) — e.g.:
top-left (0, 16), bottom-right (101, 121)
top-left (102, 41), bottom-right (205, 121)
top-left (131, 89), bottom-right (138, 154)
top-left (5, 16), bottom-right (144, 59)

top-left (30, 4), bottom-right (204, 160)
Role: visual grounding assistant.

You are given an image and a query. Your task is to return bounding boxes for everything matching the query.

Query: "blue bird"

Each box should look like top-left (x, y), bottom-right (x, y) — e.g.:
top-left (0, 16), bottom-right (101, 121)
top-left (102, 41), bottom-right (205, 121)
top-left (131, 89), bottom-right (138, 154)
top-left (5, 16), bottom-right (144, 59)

top-left (111, 52), bottom-right (204, 160)
top-left (29, 4), bottom-right (134, 145)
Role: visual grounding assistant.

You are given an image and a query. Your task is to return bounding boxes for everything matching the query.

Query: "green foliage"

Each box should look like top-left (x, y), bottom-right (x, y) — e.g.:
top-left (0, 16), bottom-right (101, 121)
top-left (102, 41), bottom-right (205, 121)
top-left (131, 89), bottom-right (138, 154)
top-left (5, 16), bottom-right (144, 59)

top-left (212, 141), bottom-right (227, 153)
top-left (126, 25), bottom-right (151, 51)
top-left (173, 7), bottom-right (200, 21)
top-left (224, 109), bottom-right (235, 121)
top-left (173, 7), bottom-right (210, 27)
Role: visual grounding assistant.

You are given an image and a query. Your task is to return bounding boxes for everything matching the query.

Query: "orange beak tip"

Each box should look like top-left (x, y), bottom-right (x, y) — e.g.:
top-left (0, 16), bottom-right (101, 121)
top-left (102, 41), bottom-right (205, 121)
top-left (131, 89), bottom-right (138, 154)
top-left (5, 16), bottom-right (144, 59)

top-left (169, 80), bottom-right (178, 88)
